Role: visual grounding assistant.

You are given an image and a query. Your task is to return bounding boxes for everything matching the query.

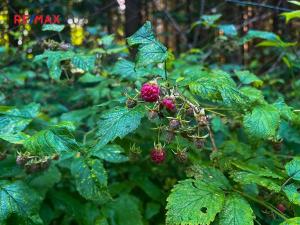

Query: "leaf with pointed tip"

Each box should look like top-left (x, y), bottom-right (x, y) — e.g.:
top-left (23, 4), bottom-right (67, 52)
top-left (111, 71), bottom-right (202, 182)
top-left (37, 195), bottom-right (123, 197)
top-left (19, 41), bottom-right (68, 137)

top-left (0, 180), bottom-right (42, 221)
top-left (234, 70), bottom-right (263, 86)
top-left (218, 194), bottom-right (254, 225)
top-left (283, 183), bottom-right (300, 205)
top-left (243, 104), bottom-right (280, 140)
top-left (71, 55), bottom-right (96, 72)
top-left (166, 179), bottom-right (225, 225)
top-left (230, 171), bottom-right (281, 192)
top-left (280, 217), bottom-right (300, 225)
top-left (186, 165), bottom-right (232, 190)
top-left (127, 21), bottom-right (167, 67)
top-left (96, 106), bottom-right (144, 147)
top-left (0, 103), bottom-right (40, 135)
top-left (24, 122), bottom-right (80, 156)
top-left (91, 144), bottom-right (128, 163)
top-left (285, 157), bottom-right (300, 181)
top-left (71, 157), bottom-right (110, 203)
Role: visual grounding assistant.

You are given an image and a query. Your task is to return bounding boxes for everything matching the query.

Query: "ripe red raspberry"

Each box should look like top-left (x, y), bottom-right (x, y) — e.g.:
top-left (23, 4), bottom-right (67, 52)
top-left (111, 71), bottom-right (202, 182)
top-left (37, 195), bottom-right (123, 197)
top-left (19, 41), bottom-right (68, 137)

top-left (162, 98), bottom-right (176, 111)
top-left (150, 147), bottom-right (166, 164)
top-left (277, 203), bottom-right (286, 213)
top-left (140, 82), bottom-right (160, 102)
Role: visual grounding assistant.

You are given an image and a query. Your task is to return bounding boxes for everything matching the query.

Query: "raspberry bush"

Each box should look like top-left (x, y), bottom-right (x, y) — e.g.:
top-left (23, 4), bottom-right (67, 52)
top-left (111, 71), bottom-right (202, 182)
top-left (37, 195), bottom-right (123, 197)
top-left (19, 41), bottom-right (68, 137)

top-left (0, 4), bottom-right (300, 225)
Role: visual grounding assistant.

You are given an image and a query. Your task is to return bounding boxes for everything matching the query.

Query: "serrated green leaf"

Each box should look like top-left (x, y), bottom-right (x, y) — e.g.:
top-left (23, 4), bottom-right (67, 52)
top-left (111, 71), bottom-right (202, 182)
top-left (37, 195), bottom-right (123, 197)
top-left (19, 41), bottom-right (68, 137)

top-left (240, 87), bottom-right (264, 104)
top-left (234, 70), bottom-right (263, 86)
top-left (285, 157), bottom-right (300, 181)
top-left (127, 21), bottom-right (167, 66)
top-left (91, 144), bottom-right (128, 163)
top-left (166, 179), bottom-right (225, 225)
top-left (71, 157), bottom-right (110, 203)
top-left (24, 121), bottom-right (80, 155)
top-left (189, 71), bottom-right (248, 106)
top-left (96, 106), bottom-right (144, 147)
top-left (231, 171), bottom-right (281, 192)
top-left (232, 161), bottom-right (283, 179)
top-left (0, 132), bottom-right (30, 144)
top-left (103, 194), bottom-right (143, 225)
top-left (218, 194), bottom-right (254, 225)
top-left (34, 50), bottom-right (74, 80)
top-left (0, 103), bottom-right (40, 135)
top-left (280, 217), bottom-right (300, 225)
top-left (186, 165), bottom-right (232, 190)
top-left (135, 41), bottom-right (168, 67)
top-left (0, 180), bottom-right (41, 221)
top-left (243, 104), bottom-right (280, 139)
top-left (273, 98), bottom-right (295, 121)
top-left (112, 59), bottom-right (149, 79)
top-left (283, 183), bottom-right (300, 205)
top-left (42, 24), bottom-right (65, 32)
top-left (71, 55), bottom-right (96, 72)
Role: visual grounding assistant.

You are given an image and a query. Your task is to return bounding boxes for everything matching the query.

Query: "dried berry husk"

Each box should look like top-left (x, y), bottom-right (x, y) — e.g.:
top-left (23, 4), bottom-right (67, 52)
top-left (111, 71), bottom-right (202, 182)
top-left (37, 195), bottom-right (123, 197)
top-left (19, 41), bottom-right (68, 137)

top-left (272, 141), bottom-right (283, 151)
top-left (175, 151), bottom-right (188, 163)
top-left (126, 99), bottom-right (137, 108)
top-left (197, 115), bottom-right (208, 126)
top-left (25, 163), bottom-right (41, 174)
top-left (40, 159), bottom-right (51, 170)
top-left (52, 154), bottom-right (60, 160)
top-left (148, 110), bottom-right (159, 120)
top-left (166, 130), bottom-right (175, 143)
top-left (194, 138), bottom-right (205, 149)
top-left (169, 119), bottom-right (181, 130)
top-left (16, 155), bottom-right (29, 166)
top-left (186, 107), bottom-right (194, 117)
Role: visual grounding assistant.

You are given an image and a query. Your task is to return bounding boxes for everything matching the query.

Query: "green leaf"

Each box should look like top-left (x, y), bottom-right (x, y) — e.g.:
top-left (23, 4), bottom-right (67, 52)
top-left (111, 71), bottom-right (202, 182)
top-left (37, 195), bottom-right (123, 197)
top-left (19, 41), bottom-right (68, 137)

top-left (283, 183), bottom-right (300, 205)
top-left (280, 217), bottom-right (300, 225)
top-left (127, 21), bottom-right (167, 66)
top-left (26, 165), bottom-right (61, 196)
top-left (218, 24), bottom-right (237, 36)
top-left (103, 194), bottom-right (143, 225)
top-left (285, 157), bottom-right (300, 181)
top-left (34, 50), bottom-right (74, 80)
top-left (112, 59), bottom-right (149, 79)
top-left (0, 180), bottom-right (41, 221)
top-left (189, 71), bottom-right (248, 106)
top-left (91, 144), bottom-right (129, 163)
top-left (218, 194), bottom-right (254, 225)
top-left (0, 132), bottom-right (30, 144)
top-left (71, 157), bottom-right (110, 203)
top-left (0, 103), bottom-right (40, 135)
top-left (42, 24), bottom-right (65, 32)
top-left (166, 179), bottom-right (225, 225)
top-left (96, 106), bottom-right (144, 147)
top-left (71, 55), bottom-right (96, 72)
top-left (24, 121), bottom-right (80, 155)
top-left (289, 1), bottom-right (300, 6)
top-left (230, 171), bottom-right (281, 192)
top-left (242, 30), bottom-right (279, 44)
top-left (243, 104), bottom-right (280, 139)
top-left (240, 87), bottom-right (264, 104)
top-left (135, 41), bottom-right (168, 67)
top-left (234, 70), bottom-right (263, 86)
top-left (232, 161), bottom-right (283, 179)
top-left (281, 10), bottom-right (300, 23)
top-left (273, 98), bottom-right (296, 121)
top-left (186, 165), bottom-right (232, 190)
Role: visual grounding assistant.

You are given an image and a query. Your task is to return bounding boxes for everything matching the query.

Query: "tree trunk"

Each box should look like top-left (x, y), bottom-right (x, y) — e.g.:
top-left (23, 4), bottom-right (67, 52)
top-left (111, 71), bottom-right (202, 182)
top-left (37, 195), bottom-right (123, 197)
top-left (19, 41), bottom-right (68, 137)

top-left (125, 0), bottom-right (142, 37)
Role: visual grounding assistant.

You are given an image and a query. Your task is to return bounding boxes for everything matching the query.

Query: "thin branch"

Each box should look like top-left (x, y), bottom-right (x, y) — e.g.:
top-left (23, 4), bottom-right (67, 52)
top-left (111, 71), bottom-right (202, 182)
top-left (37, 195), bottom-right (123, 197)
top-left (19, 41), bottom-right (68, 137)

top-left (226, 0), bottom-right (292, 12)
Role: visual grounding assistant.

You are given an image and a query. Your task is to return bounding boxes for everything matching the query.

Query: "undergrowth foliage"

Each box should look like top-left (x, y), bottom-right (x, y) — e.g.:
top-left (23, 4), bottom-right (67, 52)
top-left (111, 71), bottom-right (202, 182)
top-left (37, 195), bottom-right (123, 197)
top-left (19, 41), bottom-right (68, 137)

top-left (0, 5), bottom-right (300, 225)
